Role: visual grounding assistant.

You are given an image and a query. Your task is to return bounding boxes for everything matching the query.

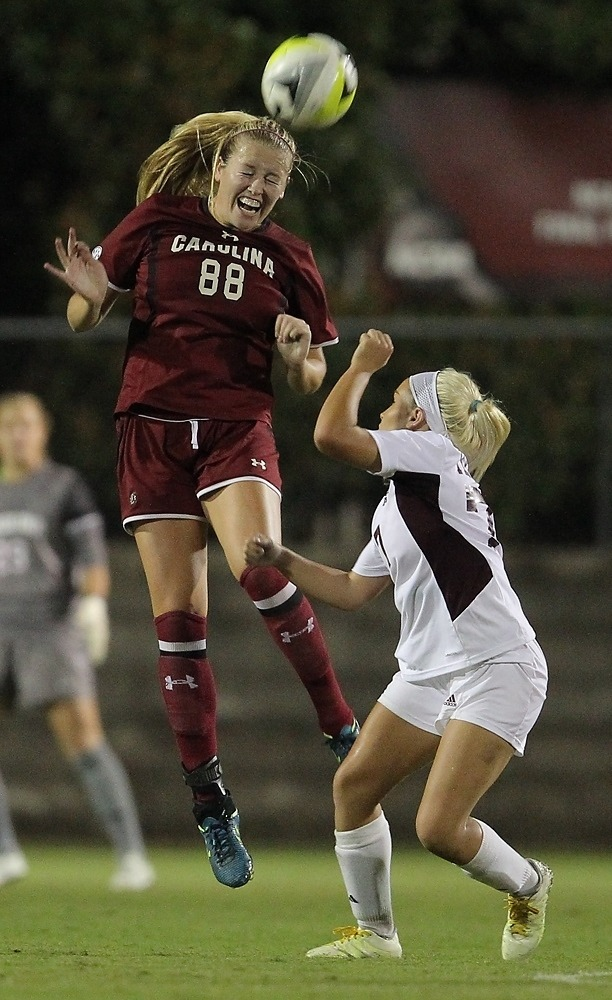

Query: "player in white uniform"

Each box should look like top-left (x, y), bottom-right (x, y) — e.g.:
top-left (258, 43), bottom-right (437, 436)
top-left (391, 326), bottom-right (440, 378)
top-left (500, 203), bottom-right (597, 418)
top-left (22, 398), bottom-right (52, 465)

top-left (245, 330), bottom-right (552, 962)
top-left (0, 393), bottom-right (155, 890)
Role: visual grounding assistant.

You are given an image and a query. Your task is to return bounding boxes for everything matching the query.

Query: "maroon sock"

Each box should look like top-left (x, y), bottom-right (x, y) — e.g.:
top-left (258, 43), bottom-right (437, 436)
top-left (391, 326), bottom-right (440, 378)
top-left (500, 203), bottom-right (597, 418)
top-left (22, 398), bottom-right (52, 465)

top-left (154, 610), bottom-right (218, 772)
top-left (240, 565), bottom-right (354, 735)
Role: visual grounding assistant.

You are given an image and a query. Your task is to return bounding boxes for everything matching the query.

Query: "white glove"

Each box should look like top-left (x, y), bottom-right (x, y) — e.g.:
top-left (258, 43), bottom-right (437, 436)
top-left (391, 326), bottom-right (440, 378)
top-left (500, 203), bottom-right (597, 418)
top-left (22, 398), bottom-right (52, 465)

top-left (75, 594), bottom-right (110, 666)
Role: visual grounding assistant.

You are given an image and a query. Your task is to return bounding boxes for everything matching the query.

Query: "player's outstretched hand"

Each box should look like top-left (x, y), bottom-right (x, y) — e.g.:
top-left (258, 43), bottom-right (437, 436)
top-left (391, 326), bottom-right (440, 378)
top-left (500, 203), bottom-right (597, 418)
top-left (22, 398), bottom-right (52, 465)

top-left (350, 329), bottom-right (394, 374)
top-left (44, 227), bottom-right (108, 306)
top-left (244, 534), bottom-right (284, 567)
top-left (275, 313), bottom-right (312, 367)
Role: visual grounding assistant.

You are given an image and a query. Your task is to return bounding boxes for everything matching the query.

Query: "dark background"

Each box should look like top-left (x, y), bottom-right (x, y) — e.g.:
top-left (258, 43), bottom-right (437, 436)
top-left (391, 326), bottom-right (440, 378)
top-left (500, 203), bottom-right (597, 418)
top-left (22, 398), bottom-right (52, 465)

top-left (2, 2), bottom-right (612, 543)
top-left (1, 3), bottom-right (611, 847)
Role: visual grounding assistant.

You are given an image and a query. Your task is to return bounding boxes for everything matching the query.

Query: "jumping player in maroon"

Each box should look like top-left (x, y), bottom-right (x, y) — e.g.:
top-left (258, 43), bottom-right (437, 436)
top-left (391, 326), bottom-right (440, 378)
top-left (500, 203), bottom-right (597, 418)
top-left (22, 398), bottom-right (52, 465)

top-left (45, 111), bottom-right (358, 888)
top-left (103, 193), bottom-right (337, 421)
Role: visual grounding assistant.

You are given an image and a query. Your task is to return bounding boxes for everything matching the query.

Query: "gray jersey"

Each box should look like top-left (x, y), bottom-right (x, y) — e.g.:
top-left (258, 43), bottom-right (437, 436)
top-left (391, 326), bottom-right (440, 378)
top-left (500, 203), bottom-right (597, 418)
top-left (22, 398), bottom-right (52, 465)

top-left (0, 461), bottom-right (107, 628)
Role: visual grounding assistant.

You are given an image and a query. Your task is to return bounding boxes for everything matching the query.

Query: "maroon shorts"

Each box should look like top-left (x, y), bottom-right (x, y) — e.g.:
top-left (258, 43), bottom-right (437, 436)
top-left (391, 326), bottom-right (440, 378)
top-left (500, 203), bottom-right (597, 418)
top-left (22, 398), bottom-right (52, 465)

top-left (115, 413), bottom-right (282, 534)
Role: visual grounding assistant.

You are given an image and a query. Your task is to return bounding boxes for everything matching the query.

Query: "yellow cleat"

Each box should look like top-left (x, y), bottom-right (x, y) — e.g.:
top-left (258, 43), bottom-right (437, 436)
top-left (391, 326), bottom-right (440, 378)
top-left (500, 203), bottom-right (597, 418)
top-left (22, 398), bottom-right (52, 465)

top-left (306, 925), bottom-right (402, 959)
top-left (502, 860), bottom-right (553, 960)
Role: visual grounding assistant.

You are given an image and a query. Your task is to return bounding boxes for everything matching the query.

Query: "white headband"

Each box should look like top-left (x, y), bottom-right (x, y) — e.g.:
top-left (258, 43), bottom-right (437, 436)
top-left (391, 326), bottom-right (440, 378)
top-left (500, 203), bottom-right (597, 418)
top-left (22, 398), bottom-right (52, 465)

top-left (409, 371), bottom-right (448, 436)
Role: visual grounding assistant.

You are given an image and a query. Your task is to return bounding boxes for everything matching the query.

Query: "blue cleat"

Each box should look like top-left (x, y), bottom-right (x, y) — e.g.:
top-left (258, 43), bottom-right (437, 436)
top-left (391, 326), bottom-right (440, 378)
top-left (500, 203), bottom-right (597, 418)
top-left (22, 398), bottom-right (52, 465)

top-left (193, 790), bottom-right (253, 889)
top-left (324, 718), bottom-right (360, 764)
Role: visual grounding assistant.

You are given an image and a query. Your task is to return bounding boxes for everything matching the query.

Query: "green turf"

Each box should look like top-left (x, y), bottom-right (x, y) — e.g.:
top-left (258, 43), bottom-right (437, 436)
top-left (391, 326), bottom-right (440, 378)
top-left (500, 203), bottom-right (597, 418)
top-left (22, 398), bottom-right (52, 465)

top-left (0, 846), bottom-right (609, 1000)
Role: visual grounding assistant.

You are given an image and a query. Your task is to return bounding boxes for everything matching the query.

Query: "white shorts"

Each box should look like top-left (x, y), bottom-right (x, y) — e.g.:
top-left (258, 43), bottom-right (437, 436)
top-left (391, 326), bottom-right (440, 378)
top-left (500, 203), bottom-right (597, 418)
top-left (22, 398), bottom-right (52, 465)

top-left (378, 640), bottom-right (548, 756)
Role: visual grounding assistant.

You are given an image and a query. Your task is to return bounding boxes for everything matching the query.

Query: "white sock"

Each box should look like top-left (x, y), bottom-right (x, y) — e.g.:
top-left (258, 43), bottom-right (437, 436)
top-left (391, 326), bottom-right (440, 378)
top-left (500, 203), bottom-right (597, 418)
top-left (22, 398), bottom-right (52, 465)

top-left (0, 771), bottom-right (21, 855)
top-left (460, 820), bottom-right (539, 895)
top-left (334, 812), bottom-right (395, 938)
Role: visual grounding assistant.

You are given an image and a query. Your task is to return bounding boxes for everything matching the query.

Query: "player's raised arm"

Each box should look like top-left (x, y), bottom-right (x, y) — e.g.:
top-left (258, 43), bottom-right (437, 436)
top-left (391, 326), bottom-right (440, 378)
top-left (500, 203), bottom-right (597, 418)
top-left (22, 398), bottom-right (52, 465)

top-left (44, 227), bottom-right (118, 331)
top-left (274, 313), bottom-right (327, 394)
top-left (314, 329), bottom-right (394, 471)
top-left (244, 533), bottom-right (389, 611)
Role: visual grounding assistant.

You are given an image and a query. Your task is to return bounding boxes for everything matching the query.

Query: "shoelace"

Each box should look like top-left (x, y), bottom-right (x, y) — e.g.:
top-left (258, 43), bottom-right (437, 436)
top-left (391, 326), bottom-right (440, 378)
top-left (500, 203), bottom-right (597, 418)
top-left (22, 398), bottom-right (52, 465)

top-left (332, 926), bottom-right (370, 943)
top-left (506, 896), bottom-right (539, 936)
top-left (207, 820), bottom-right (238, 865)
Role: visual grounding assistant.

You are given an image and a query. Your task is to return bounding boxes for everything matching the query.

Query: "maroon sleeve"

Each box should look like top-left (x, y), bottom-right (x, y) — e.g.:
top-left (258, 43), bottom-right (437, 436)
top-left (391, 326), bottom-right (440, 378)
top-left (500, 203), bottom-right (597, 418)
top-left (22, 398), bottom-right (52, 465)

top-left (284, 242), bottom-right (339, 347)
top-left (95, 200), bottom-right (155, 291)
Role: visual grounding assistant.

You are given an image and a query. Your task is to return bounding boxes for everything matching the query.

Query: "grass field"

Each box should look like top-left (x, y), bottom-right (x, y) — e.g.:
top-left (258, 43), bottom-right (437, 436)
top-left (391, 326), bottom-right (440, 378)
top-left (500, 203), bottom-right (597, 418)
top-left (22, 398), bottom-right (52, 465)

top-left (0, 845), bottom-right (609, 1000)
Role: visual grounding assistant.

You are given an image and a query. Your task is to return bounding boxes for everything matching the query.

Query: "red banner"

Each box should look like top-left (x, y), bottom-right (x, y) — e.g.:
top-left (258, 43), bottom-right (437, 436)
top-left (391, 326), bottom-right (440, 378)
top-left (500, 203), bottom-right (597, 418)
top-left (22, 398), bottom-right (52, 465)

top-left (382, 81), bottom-right (612, 298)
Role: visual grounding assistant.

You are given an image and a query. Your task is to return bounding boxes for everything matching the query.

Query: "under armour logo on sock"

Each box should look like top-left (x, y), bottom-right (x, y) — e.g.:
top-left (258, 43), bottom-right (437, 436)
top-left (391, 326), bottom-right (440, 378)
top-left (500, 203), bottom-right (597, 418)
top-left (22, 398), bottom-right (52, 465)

top-left (164, 674), bottom-right (198, 690)
top-left (280, 617), bottom-right (315, 643)
top-left (250, 458), bottom-right (267, 469)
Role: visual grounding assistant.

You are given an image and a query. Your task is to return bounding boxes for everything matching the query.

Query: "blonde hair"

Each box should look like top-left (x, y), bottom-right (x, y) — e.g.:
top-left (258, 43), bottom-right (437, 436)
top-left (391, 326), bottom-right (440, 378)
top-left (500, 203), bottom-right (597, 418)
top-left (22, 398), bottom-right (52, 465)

top-left (136, 111), bottom-right (300, 205)
top-left (435, 369), bottom-right (510, 481)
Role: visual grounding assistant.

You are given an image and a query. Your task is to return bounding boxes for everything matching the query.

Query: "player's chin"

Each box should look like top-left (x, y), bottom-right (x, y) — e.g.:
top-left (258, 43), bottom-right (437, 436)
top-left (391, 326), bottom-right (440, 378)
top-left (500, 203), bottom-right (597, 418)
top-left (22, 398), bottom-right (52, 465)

top-left (235, 214), bottom-right (263, 232)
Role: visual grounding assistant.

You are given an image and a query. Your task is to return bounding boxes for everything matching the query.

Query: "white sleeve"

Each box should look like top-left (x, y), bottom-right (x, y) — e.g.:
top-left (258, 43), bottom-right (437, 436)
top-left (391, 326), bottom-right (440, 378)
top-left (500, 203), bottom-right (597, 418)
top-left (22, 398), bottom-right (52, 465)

top-left (366, 428), bottom-right (449, 478)
top-left (352, 537), bottom-right (389, 578)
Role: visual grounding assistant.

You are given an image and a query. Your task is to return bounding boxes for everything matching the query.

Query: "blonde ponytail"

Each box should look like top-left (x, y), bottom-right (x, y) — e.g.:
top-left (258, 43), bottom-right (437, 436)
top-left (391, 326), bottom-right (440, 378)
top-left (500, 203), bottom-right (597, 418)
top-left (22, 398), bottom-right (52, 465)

top-left (436, 369), bottom-right (510, 481)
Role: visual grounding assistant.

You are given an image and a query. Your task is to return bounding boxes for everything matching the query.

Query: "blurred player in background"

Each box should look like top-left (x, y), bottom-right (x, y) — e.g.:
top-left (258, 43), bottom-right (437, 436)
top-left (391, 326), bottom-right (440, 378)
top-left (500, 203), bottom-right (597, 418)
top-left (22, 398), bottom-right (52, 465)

top-left (246, 330), bottom-right (552, 961)
top-left (0, 393), bottom-right (155, 890)
top-left (44, 111), bottom-right (358, 889)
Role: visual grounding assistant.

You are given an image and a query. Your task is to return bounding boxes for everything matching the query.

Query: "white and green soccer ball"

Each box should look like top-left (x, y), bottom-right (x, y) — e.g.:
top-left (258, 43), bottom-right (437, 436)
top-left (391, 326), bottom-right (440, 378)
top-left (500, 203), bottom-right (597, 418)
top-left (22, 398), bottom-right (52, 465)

top-left (261, 33), bottom-right (358, 130)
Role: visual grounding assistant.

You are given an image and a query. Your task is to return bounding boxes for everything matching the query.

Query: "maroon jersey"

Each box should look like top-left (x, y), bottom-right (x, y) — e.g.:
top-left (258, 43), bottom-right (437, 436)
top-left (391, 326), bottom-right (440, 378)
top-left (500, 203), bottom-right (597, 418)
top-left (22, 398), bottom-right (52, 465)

top-left (95, 195), bottom-right (339, 421)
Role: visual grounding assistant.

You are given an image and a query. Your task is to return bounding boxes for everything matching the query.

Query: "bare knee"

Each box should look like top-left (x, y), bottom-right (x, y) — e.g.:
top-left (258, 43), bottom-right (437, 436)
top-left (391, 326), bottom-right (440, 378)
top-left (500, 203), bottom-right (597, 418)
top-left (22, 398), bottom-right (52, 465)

top-left (332, 760), bottom-right (356, 806)
top-left (415, 806), bottom-right (464, 861)
top-left (332, 759), bottom-right (380, 825)
top-left (46, 698), bottom-right (104, 760)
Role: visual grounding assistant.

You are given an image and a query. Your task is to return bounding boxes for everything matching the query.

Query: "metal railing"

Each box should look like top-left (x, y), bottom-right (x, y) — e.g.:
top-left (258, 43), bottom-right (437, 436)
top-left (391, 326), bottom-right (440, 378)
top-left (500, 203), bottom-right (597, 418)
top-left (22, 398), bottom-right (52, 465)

top-left (2, 314), bottom-right (611, 543)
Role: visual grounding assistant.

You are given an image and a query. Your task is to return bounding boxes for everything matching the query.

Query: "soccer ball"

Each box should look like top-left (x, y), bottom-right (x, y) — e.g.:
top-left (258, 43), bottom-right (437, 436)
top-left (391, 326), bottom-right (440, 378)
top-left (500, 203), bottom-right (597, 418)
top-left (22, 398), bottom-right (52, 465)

top-left (261, 33), bottom-right (358, 130)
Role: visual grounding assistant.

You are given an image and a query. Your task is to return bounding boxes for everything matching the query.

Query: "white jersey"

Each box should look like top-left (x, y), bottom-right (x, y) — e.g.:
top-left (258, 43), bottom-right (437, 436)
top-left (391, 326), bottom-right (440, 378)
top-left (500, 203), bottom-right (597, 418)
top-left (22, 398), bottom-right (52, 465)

top-left (352, 429), bottom-right (535, 680)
